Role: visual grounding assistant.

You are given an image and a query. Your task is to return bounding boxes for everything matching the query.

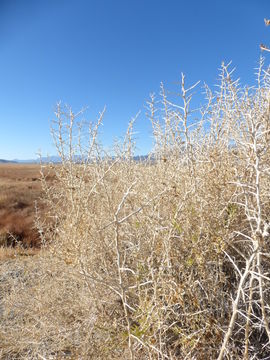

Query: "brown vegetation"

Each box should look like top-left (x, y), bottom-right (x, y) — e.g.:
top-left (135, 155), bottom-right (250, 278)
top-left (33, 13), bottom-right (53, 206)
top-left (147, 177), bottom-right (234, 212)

top-left (0, 164), bottom-right (46, 252)
top-left (1, 62), bottom-right (270, 358)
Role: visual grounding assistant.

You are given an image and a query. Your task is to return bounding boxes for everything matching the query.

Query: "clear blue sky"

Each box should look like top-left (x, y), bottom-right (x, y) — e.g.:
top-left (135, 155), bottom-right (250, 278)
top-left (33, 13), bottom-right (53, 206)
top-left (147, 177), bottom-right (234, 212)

top-left (0, 0), bottom-right (269, 160)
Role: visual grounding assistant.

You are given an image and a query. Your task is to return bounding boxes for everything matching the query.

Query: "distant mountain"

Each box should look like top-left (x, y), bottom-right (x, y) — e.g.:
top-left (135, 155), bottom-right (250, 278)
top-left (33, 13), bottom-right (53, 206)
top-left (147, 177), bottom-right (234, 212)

top-left (10, 155), bottom-right (151, 164)
top-left (14, 156), bottom-right (62, 164)
top-left (133, 155), bottom-right (150, 161)
top-left (0, 159), bottom-right (18, 163)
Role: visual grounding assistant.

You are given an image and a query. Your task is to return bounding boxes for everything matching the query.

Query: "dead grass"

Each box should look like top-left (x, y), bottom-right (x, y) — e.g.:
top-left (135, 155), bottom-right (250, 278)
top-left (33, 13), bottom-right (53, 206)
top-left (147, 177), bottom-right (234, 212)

top-left (0, 246), bottom-right (38, 261)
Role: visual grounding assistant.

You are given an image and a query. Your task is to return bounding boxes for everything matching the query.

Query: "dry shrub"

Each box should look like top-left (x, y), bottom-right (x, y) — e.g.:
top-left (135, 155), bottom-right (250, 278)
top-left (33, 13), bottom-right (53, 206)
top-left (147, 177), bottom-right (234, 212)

top-left (0, 213), bottom-right (40, 247)
top-left (1, 61), bottom-right (270, 359)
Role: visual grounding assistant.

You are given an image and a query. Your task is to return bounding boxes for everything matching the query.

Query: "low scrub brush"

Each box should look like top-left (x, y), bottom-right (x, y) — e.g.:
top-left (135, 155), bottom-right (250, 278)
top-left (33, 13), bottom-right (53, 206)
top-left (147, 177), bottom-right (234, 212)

top-left (1, 61), bottom-right (270, 359)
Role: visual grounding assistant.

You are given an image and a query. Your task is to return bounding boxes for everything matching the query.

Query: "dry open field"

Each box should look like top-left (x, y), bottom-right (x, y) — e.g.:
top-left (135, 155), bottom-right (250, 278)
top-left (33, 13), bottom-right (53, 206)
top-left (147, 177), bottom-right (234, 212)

top-left (0, 164), bottom-right (46, 259)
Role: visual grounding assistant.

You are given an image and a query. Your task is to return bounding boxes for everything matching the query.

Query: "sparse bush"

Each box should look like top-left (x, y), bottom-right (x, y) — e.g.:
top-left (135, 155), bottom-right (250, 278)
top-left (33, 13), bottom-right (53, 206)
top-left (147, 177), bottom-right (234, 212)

top-left (1, 60), bottom-right (270, 358)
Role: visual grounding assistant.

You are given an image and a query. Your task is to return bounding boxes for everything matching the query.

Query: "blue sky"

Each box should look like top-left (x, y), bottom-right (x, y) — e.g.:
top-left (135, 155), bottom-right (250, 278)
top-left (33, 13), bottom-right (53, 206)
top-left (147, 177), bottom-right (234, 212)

top-left (0, 0), bottom-right (269, 160)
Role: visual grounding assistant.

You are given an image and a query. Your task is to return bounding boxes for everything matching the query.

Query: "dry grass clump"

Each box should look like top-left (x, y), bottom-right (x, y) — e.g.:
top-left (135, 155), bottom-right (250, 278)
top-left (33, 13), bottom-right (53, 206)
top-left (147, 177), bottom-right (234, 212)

top-left (1, 61), bottom-right (270, 359)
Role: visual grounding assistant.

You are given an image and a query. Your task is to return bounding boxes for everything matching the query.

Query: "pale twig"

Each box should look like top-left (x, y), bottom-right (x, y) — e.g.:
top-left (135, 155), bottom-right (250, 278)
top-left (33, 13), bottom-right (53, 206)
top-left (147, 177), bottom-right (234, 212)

top-left (218, 249), bottom-right (258, 360)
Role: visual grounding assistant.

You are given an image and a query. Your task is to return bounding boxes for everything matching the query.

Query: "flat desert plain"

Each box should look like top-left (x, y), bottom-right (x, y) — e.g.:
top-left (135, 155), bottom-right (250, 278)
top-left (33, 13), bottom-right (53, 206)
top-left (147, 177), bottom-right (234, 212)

top-left (0, 164), bottom-right (45, 259)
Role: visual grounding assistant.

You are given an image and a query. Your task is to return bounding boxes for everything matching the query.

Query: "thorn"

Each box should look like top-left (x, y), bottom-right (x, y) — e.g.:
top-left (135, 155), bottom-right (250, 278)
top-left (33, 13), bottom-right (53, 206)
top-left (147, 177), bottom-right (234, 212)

top-left (260, 43), bottom-right (270, 52)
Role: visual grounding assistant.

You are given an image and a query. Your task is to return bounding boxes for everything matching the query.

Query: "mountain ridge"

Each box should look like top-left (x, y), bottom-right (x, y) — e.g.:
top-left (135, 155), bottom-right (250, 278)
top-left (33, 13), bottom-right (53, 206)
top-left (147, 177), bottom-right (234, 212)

top-left (1, 155), bottom-right (150, 164)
